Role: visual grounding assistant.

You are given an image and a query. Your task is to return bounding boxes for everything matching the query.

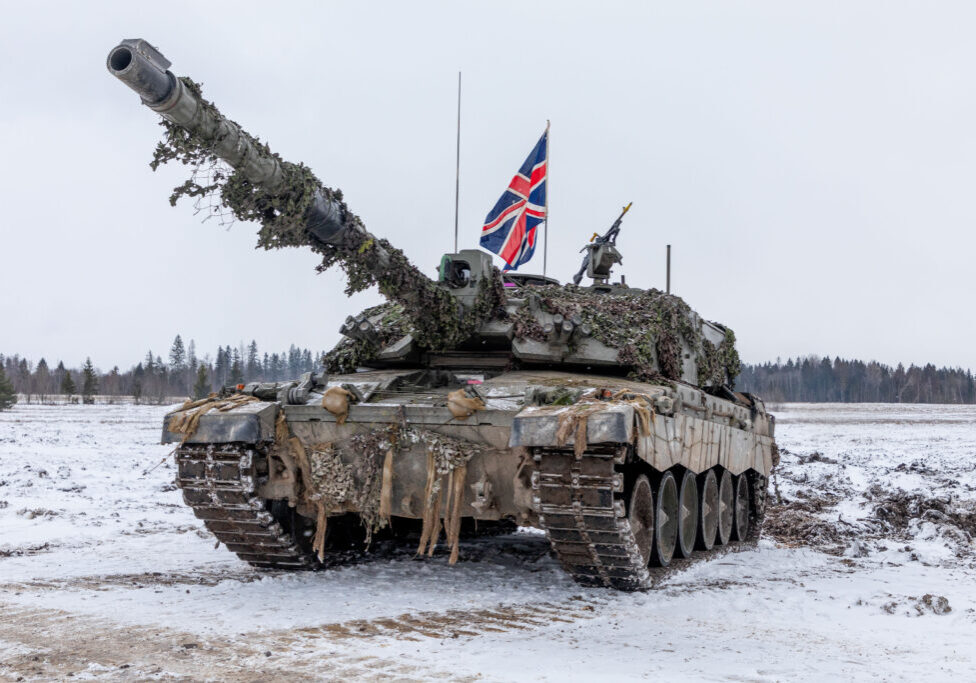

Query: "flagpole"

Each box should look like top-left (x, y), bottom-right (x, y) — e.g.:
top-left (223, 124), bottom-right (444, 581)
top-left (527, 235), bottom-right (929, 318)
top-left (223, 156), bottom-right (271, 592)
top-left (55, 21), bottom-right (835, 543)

top-left (543, 120), bottom-right (550, 278)
top-left (453, 71), bottom-right (461, 253)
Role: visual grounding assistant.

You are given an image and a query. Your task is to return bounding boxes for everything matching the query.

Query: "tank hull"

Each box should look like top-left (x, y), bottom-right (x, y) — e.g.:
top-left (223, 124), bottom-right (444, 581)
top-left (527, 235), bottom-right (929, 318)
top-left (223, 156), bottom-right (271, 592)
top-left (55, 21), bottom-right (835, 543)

top-left (166, 370), bottom-right (776, 590)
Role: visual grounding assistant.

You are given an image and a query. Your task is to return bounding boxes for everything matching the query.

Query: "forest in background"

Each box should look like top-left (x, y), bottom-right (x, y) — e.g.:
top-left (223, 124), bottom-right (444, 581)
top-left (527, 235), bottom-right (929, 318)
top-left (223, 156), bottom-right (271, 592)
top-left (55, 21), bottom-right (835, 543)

top-left (1, 335), bottom-right (326, 405)
top-left (737, 356), bottom-right (976, 404)
top-left (3, 342), bottom-right (976, 406)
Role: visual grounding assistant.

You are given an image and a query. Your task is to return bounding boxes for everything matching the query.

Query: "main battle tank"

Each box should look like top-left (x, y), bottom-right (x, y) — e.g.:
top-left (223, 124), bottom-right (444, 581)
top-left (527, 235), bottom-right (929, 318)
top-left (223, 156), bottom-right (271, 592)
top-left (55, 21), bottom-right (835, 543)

top-left (108, 39), bottom-right (777, 591)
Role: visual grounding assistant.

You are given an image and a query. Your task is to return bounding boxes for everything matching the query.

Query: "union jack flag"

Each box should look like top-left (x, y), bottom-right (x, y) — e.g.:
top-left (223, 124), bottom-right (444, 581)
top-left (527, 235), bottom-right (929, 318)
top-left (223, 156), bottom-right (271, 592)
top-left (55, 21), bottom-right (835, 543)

top-left (479, 129), bottom-right (548, 271)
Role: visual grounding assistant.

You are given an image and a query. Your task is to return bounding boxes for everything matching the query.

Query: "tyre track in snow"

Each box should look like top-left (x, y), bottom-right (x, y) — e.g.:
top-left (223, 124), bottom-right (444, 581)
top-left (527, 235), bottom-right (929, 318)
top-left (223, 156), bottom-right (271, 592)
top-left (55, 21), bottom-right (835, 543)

top-left (0, 600), bottom-right (461, 681)
top-left (265, 595), bottom-right (608, 643)
top-left (0, 590), bottom-right (611, 681)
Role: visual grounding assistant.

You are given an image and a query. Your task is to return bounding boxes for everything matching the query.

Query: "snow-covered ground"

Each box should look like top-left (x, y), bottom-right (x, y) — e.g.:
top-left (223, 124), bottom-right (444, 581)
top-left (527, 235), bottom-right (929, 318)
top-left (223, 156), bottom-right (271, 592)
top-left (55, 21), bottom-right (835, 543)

top-left (1, 402), bottom-right (974, 681)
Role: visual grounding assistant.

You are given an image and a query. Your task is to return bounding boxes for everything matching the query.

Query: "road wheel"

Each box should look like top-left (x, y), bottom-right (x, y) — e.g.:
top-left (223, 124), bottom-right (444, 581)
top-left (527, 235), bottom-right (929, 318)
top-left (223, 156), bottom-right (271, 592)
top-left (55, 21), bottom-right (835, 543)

top-left (732, 474), bottom-right (751, 542)
top-left (652, 472), bottom-right (678, 567)
top-left (696, 469), bottom-right (719, 551)
top-left (627, 474), bottom-right (655, 567)
top-left (677, 471), bottom-right (698, 559)
top-left (717, 470), bottom-right (734, 545)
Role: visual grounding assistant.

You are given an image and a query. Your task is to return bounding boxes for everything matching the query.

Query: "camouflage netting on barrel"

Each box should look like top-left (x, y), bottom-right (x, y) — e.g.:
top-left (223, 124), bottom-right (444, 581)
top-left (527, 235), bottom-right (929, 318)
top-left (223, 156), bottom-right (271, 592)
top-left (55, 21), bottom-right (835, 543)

top-left (512, 285), bottom-right (740, 385)
top-left (315, 236), bottom-right (507, 353)
top-left (150, 78), bottom-right (504, 352)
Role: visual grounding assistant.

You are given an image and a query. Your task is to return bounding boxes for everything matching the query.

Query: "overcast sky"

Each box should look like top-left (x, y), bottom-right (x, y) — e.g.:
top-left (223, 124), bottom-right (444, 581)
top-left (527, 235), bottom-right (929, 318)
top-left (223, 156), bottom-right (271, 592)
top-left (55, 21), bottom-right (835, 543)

top-left (1, 1), bottom-right (974, 371)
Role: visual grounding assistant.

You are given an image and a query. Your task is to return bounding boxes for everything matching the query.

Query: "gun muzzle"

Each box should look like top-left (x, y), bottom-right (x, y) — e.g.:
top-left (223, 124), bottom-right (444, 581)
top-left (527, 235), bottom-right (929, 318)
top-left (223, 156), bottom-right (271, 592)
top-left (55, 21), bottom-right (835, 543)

top-left (107, 40), bottom-right (175, 105)
top-left (107, 38), bottom-right (289, 193)
top-left (106, 39), bottom-right (364, 251)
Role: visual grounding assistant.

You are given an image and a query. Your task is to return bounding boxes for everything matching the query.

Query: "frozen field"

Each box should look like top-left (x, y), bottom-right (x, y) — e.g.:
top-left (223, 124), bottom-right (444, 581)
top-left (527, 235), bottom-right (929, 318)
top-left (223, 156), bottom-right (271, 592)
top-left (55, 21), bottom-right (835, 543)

top-left (1, 402), bottom-right (974, 681)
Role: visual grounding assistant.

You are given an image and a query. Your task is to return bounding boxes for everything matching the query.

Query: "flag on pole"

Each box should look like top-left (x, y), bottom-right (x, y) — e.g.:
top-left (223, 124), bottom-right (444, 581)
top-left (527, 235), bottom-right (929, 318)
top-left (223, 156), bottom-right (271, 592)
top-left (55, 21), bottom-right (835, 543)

top-left (479, 128), bottom-right (548, 271)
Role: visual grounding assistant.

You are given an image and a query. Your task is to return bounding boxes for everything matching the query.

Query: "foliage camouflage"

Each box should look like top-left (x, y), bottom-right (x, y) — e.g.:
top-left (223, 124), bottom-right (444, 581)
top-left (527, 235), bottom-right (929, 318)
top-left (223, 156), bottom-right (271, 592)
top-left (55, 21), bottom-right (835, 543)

top-left (323, 303), bottom-right (407, 374)
top-left (518, 285), bottom-right (739, 384)
top-left (314, 236), bottom-right (506, 352)
top-left (150, 79), bottom-right (504, 353)
top-left (325, 284), bottom-right (741, 384)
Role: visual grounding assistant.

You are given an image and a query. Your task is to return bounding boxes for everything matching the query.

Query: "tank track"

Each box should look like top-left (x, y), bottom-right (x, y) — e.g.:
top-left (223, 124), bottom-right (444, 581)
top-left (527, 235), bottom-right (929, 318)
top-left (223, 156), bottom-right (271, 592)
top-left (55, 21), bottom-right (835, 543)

top-left (532, 445), bottom-right (767, 591)
top-left (175, 443), bottom-right (317, 569)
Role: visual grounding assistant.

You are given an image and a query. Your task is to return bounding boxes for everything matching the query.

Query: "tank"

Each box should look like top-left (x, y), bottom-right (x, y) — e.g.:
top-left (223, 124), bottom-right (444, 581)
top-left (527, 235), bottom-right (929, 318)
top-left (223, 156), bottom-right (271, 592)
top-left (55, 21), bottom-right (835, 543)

top-left (107, 39), bottom-right (778, 591)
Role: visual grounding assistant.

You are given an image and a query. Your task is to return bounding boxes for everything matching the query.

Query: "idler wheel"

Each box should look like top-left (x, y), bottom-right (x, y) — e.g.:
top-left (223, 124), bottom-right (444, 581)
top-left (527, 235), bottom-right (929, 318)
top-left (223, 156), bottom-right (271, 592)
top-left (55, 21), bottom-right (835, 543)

top-left (627, 474), bottom-right (655, 567)
top-left (717, 470), bottom-right (734, 545)
top-left (652, 471), bottom-right (678, 566)
top-left (696, 469), bottom-right (719, 551)
top-left (676, 471), bottom-right (699, 559)
top-left (732, 474), bottom-right (751, 542)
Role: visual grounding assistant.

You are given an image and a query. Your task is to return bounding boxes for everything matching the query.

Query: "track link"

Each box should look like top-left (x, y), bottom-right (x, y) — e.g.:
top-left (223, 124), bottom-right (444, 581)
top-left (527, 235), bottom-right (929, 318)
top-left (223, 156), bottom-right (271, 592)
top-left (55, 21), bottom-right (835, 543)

top-left (533, 446), bottom-right (768, 591)
top-left (175, 444), bottom-right (317, 569)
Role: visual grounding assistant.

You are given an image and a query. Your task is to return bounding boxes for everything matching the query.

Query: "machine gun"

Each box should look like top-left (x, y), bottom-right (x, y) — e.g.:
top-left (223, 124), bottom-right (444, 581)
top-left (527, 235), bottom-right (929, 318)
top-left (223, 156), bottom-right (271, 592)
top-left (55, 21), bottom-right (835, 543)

top-left (572, 202), bottom-right (632, 286)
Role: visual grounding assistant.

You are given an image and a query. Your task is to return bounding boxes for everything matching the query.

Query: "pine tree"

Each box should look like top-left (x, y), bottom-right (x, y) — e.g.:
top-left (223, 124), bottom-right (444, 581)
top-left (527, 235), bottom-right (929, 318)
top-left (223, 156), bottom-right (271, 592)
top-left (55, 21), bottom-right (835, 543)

top-left (0, 363), bottom-right (17, 411)
top-left (104, 366), bottom-right (122, 398)
top-left (229, 349), bottom-right (244, 386)
top-left (169, 335), bottom-right (187, 394)
top-left (288, 345), bottom-right (300, 378)
top-left (153, 354), bottom-right (167, 404)
top-left (187, 340), bottom-right (198, 387)
top-left (61, 369), bottom-right (77, 399)
top-left (192, 364), bottom-right (211, 399)
top-left (246, 340), bottom-right (259, 382)
top-left (214, 347), bottom-right (228, 388)
top-left (81, 358), bottom-right (99, 404)
top-left (17, 358), bottom-right (33, 403)
top-left (169, 335), bottom-right (186, 368)
top-left (54, 361), bottom-right (66, 395)
top-left (34, 358), bottom-right (51, 401)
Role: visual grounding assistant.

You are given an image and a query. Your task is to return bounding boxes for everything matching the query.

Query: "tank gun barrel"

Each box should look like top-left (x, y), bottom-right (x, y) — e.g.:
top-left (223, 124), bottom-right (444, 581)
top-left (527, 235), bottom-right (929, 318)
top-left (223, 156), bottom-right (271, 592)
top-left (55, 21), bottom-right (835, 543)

top-left (107, 40), bottom-right (374, 250)
top-left (108, 40), bottom-right (286, 194)
top-left (107, 39), bottom-right (502, 351)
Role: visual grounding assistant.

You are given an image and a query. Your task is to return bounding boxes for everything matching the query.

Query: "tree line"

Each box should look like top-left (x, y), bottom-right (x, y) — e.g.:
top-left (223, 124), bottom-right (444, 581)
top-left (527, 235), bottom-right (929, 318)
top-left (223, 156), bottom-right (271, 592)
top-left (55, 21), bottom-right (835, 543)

top-left (738, 356), bottom-right (976, 404)
top-left (1, 335), bottom-right (327, 405)
top-left (4, 346), bottom-right (976, 408)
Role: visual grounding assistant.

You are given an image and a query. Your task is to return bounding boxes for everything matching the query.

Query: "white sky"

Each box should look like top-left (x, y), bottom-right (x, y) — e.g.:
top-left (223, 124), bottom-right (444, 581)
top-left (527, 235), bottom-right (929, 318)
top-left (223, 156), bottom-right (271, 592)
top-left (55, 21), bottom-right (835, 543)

top-left (1, 1), bottom-right (974, 371)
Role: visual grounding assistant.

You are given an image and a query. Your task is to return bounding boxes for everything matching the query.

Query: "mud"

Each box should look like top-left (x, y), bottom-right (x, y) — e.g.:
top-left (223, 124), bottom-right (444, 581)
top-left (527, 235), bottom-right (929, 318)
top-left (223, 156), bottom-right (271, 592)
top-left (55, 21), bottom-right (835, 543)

top-left (766, 446), bottom-right (976, 562)
top-left (764, 498), bottom-right (849, 554)
top-left (881, 593), bottom-right (952, 617)
top-left (870, 487), bottom-right (976, 536)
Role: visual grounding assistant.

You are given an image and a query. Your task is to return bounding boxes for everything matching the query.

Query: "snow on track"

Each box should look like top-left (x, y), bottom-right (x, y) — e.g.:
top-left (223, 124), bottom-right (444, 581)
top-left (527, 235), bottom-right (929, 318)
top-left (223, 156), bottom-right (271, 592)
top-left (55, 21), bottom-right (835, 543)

top-left (1, 402), bottom-right (974, 681)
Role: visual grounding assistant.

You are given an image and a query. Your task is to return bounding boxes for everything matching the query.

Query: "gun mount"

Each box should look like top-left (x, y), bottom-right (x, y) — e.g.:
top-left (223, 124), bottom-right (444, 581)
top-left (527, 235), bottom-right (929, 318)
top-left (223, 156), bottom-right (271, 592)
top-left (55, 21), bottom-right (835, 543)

top-left (573, 202), bottom-right (631, 286)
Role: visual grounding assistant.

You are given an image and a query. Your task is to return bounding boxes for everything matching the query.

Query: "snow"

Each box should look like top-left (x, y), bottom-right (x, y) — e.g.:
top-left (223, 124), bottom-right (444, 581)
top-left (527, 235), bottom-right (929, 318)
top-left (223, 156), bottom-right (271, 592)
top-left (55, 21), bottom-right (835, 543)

top-left (1, 402), bottom-right (974, 680)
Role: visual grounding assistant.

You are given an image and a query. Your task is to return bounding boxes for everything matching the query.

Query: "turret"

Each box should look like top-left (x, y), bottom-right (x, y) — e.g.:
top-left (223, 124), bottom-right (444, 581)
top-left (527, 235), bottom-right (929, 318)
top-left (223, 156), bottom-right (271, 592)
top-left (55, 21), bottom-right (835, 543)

top-left (108, 39), bottom-right (741, 390)
top-left (106, 39), bottom-right (503, 352)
